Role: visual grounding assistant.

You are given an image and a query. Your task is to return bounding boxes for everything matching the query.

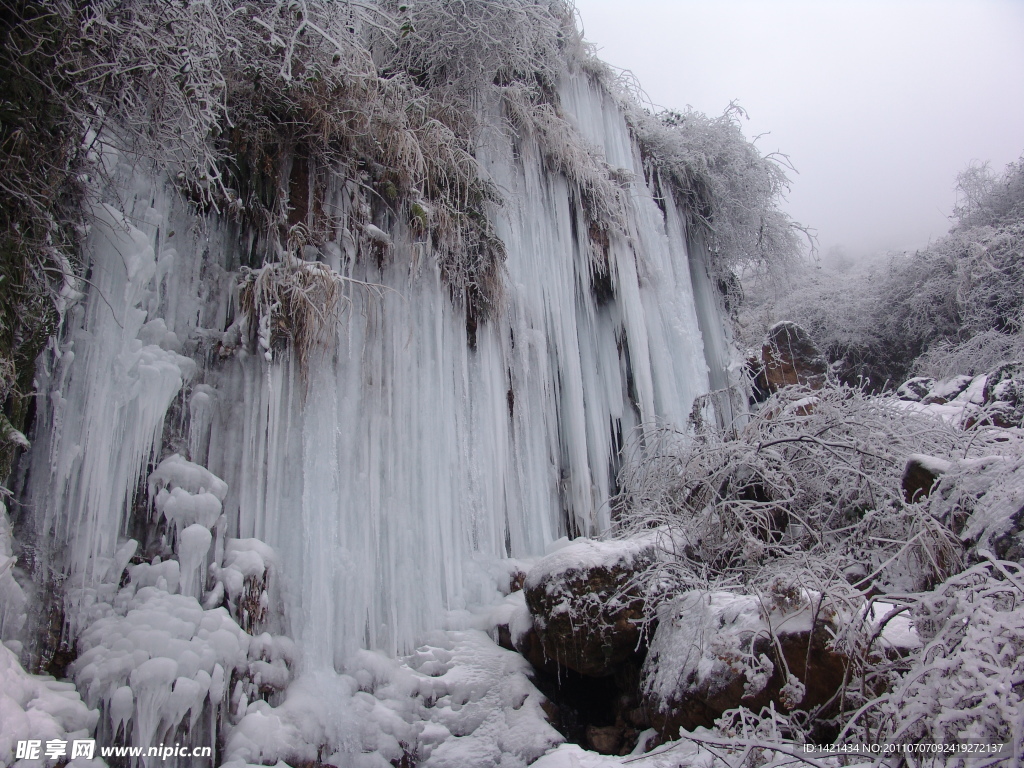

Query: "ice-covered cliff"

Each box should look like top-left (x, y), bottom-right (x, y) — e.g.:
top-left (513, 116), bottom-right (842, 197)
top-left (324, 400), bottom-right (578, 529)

top-left (20, 68), bottom-right (729, 668)
top-left (0, 2), bottom-right (808, 763)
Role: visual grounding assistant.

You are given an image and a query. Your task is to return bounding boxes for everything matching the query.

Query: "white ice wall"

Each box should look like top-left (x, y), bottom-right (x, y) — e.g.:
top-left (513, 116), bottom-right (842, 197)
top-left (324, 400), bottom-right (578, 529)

top-left (20, 69), bottom-right (731, 669)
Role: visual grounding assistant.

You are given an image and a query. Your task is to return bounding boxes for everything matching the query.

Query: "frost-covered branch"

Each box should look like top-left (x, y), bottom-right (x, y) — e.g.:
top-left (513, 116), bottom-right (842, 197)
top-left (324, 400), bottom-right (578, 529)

top-left (626, 102), bottom-right (811, 273)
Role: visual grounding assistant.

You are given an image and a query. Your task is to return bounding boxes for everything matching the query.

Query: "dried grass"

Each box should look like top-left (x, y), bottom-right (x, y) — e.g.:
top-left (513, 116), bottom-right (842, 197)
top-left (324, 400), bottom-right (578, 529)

top-left (238, 257), bottom-right (383, 371)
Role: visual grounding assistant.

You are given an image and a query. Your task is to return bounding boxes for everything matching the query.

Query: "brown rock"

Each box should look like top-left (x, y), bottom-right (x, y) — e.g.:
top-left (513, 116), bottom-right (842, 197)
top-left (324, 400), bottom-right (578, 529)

top-left (759, 322), bottom-right (828, 393)
top-left (524, 538), bottom-right (654, 677)
top-left (586, 725), bottom-right (624, 755)
top-left (496, 623), bottom-right (515, 651)
top-left (539, 698), bottom-right (562, 730)
top-left (902, 454), bottom-right (952, 503)
top-left (514, 625), bottom-right (563, 678)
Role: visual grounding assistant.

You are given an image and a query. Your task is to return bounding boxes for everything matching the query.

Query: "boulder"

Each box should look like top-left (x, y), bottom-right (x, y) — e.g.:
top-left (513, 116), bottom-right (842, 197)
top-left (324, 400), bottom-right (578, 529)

top-left (509, 624), bottom-right (563, 678)
top-left (982, 361), bottom-right (1024, 427)
top-left (585, 724), bottom-right (633, 756)
top-left (745, 350), bottom-right (770, 403)
top-left (922, 375), bottom-right (973, 405)
top-left (641, 588), bottom-right (848, 737)
top-left (491, 590), bottom-right (562, 677)
top-left (951, 455), bottom-right (1024, 561)
top-left (896, 376), bottom-right (935, 402)
top-left (758, 322), bottom-right (828, 393)
top-left (902, 454), bottom-right (952, 503)
top-left (524, 538), bottom-right (654, 678)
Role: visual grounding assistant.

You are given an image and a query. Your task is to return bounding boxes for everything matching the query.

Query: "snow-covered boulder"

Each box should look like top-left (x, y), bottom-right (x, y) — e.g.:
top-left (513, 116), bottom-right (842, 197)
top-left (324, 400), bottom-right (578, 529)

top-left (928, 453), bottom-right (1024, 561)
top-left (0, 640), bottom-right (99, 766)
top-left (896, 376), bottom-right (935, 401)
top-left (524, 538), bottom-right (654, 677)
top-left (922, 374), bottom-right (973, 404)
top-left (982, 361), bottom-right (1024, 426)
top-left (641, 587), bottom-right (847, 738)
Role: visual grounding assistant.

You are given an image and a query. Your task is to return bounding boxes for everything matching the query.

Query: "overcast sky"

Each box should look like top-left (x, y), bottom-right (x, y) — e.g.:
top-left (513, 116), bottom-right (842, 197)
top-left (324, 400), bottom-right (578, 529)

top-left (573, 0), bottom-right (1024, 259)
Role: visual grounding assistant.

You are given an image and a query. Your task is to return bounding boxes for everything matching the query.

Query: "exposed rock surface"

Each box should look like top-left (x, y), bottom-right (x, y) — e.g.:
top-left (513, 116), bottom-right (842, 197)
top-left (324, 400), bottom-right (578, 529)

top-left (524, 538), bottom-right (654, 678)
top-left (757, 321), bottom-right (828, 393)
top-left (585, 724), bottom-right (634, 755)
top-left (501, 624), bottom-right (562, 679)
top-left (902, 454), bottom-right (952, 502)
top-left (495, 574), bottom-right (652, 753)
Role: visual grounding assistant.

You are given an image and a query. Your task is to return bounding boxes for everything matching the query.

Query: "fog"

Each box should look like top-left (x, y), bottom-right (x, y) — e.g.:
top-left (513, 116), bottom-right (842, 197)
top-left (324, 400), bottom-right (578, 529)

top-left (573, 0), bottom-right (1024, 259)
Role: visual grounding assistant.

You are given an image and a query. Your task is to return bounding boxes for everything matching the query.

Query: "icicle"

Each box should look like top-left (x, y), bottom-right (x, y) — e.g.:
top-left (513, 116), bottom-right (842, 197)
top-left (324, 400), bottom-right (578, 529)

top-left (109, 684), bottom-right (134, 740)
top-left (178, 524), bottom-right (213, 599)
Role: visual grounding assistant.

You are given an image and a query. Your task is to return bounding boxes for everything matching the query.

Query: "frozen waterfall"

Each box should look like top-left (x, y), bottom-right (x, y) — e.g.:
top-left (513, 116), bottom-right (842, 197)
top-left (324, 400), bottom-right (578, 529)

top-left (16, 70), bottom-right (735, 675)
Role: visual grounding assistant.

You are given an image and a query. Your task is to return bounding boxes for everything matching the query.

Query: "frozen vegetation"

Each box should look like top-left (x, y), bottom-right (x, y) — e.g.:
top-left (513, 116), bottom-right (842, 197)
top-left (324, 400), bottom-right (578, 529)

top-left (743, 156), bottom-right (1024, 390)
top-left (1, 1), bottom-right (1022, 767)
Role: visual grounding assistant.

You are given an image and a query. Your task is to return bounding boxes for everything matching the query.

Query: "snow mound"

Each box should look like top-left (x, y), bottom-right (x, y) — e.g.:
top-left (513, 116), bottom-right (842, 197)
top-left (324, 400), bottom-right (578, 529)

top-left (224, 628), bottom-right (561, 768)
top-left (409, 629), bottom-right (563, 767)
top-left (525, 536), bottom-right (654, 592)
top-left (486, 590), bottom-right (534, 647)
top-left (0, 640), bottom-right (99, 767)
top-left (149, 454), bottom-right (228, 502)
top-left (532, 738), bottom-right (704, 767)
top-left (223, 665), bottom-right (417, 767)
top-left (209, 538), bottom-right (278, 631)
top-left (644, 591), bottom-right (770, 709)
top-left (862, 601), bottom-right (920, 652)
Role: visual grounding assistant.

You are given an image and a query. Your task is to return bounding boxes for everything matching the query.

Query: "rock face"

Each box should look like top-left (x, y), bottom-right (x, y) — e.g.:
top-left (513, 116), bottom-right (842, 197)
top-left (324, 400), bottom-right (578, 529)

top-left (758, 322), bottom-right (828, 393)
top-left (586, 724), bottom-right (630, 755)
top-left (524, 538), bottom-right (654, 678)
top-left (642, 589), bottom-right (848, 737)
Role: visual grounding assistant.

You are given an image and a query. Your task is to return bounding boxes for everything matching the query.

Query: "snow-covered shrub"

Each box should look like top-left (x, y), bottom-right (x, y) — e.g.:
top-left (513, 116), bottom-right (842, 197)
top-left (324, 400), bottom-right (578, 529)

top-left (61, 0), bottom-right (528, 312)
top-left (613, 374), bottom-right (1024, 756)
top-left (749, 156), bottom-right (1024, 388)
top-left (0, 4), bottom-right (87, 485)
top-left (0, 0), bottom-right (808, 393)
top-left (840, 558), bottom-right (1024, 758)
top-left (952, 155), bottom-right (1024, 231)
top-left (502, 81), bottom-right (630, 242)
top-left (615, 383), bottom-right (969, 594)
top-left (630, 103), bottom-right (808, 276)
top-left (915, 330), bottom-right (1024, 381)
